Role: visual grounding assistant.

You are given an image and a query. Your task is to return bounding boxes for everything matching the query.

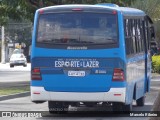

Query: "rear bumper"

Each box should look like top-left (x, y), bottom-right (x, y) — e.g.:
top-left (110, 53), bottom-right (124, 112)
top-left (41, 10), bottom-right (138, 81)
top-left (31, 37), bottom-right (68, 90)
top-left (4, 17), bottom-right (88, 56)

top-left (31, 86), bottom-right (126, 103)
top-left (10, 61), bottom-right (26, 65)
top-left (10, 63), bottom-right (25, 65)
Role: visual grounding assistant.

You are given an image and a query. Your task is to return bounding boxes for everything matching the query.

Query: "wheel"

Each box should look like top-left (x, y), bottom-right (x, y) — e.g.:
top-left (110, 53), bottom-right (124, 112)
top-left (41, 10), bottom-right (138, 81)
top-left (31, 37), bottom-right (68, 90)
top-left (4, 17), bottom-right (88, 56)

top-left (48, 101), bottom-right (69, 114)
top-left (136, 96), bottom-right (145, 106)
top-left (10, 65), bottom-right (14, 68)
top-left (84, 102), bottom-right (97, 107)
top-left (112, 102), bottom-right (132, 112)
top-left (23, 64), bottom-right (27, 67)
top-left (123, 103), bottom-right (132, 112)
top-left (112, 102), bottom-right (123, 112)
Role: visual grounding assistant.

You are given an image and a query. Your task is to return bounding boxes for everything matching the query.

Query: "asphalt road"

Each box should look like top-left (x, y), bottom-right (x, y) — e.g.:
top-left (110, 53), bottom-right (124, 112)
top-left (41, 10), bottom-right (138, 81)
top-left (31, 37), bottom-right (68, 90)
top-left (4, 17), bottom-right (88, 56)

top-left (0, 96), bottom-right (154, 120)
top-left (0, 63), bottom-right (30, 88)
top-left (0, 74), bottom-right (159, 120)
top-left (0, 63), bottom-right (159, 119)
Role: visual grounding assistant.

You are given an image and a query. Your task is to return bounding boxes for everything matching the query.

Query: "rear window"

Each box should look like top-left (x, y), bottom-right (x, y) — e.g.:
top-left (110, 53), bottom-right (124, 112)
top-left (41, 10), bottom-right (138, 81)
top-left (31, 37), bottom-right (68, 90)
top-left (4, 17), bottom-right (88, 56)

top-left (11, 53), bottom-right (24, 59)
top-left (37, 12), bottom-right (118, 48)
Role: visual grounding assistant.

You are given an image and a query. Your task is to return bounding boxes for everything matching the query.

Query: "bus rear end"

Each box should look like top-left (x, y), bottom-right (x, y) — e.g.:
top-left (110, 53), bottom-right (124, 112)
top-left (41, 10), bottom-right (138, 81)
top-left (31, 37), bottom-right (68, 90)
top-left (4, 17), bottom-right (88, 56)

top-left (31, 5), bottom-right (126, 112)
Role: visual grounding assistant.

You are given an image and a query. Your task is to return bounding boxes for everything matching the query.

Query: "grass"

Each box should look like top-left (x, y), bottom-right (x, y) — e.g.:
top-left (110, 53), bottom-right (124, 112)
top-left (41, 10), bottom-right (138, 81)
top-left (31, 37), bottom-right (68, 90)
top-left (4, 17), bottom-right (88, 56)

top-left (0, 86), bottom-right (30, 96)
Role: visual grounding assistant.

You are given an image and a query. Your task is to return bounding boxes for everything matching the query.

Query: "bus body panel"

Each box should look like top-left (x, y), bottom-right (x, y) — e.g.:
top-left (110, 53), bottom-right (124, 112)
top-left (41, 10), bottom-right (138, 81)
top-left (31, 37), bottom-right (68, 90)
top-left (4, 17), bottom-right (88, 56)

top-left (146, 54), bottom-right (152, 92)
top-left (119, 11), bottom-right (149, 104)
top-left (31, 86), bottom-right (126, 102)
top-left (126, 54), bottom-right (146, 100)
top-left (31, 48), bottom-right (125, 92)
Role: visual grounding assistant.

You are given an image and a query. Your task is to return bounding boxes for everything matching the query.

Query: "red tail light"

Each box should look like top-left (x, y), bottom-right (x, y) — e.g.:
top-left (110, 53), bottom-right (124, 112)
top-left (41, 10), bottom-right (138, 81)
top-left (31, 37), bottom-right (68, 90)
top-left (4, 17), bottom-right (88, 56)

top-left (112, 10), bottom-right (117, 14)
top-left (112, 68), bottom-right (124, 81)
top-left (31, 68), bottom-right (42, 80)
top-left (39, 9), bottom-right (44, 14)
top-left (72, 8), bottom-right (83, 11)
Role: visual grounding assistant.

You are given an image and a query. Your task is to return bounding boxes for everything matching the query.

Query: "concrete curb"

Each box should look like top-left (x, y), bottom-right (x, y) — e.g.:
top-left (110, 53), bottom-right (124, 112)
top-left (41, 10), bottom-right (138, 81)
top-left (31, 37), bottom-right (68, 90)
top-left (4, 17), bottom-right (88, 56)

top-left (149, 91), bottom-right (160, 120)
top-left (0, 92), bottom-right (30, 101)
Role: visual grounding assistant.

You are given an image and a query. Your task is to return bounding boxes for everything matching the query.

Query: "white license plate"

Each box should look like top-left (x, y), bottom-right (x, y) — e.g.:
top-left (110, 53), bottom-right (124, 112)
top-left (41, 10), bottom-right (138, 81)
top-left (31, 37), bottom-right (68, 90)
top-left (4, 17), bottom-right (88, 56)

top-left (68, 71), bottom-right (85, 77)
top-left (17, 61), bottom-right (23, 63)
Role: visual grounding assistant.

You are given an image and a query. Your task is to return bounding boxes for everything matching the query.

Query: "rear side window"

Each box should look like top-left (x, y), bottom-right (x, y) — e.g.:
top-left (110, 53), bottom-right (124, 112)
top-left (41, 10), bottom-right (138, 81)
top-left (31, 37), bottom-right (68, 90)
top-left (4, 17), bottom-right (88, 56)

top-left (124, 18), bottom-right (145, 56)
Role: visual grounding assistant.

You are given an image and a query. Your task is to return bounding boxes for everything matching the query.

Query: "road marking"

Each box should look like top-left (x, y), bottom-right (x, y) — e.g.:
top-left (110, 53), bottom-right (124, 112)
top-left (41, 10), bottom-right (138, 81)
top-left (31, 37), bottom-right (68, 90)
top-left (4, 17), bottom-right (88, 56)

top-left (151, 79), bottom-right (160, 82)
top-left (150, 87), bottom-right (160, 90)
top-left (145, 102), bottom-right (153, 105)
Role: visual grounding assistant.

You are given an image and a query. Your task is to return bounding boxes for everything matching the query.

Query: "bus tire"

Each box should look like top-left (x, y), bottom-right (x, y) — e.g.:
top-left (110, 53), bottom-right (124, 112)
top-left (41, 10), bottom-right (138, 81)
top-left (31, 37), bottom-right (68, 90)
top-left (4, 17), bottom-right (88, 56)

top-left (84, 102), bottom-right (97, 107)
top-left (136, 96), bottom-right (145, 106)
top-left (48, 101), bottom-right (69, 114)
top-left (10, 65), bottom-right (14, 68)
top-left (23, 64), bottom-right (27, 67)
top-left (113, 102), bottom-right (132, 112)
top-left (112, 102), bottom-right (123, 112)
top-left (123, 103), bottom-right (132, 112)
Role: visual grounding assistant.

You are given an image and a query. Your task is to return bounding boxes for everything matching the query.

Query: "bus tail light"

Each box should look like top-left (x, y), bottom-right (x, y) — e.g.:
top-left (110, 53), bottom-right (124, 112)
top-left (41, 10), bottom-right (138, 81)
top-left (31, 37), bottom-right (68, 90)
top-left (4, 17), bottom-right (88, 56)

top-left (39, 9), bottom-right (44, 14)
top-left (72, 8), bottom-right (83, 11)
top-left (31, 68), bottom-right (42, 80)
top-left (112, 10), bottom-right (117, 14)
top-left (112, 68), bottom-right (124, 81)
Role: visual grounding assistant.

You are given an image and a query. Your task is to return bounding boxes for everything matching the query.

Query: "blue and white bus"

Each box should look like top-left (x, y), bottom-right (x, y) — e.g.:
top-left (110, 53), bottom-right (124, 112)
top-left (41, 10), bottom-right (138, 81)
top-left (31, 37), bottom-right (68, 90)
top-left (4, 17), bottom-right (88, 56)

top-left (31, 4), bottom-right (154, 112)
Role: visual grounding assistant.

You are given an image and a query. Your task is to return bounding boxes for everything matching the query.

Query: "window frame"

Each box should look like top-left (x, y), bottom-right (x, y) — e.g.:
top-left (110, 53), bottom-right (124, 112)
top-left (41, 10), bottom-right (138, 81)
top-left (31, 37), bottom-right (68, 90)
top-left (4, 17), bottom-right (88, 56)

top-left (35, 11), bottom-right (119, 49)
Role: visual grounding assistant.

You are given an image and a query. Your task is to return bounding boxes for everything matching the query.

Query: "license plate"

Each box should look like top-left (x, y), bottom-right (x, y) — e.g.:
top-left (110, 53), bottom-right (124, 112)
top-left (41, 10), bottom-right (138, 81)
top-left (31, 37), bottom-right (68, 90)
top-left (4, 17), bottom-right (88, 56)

top-left (68, 71), bottom-right (85, 77)
top-left (18, 61), bottom-right (22, 63)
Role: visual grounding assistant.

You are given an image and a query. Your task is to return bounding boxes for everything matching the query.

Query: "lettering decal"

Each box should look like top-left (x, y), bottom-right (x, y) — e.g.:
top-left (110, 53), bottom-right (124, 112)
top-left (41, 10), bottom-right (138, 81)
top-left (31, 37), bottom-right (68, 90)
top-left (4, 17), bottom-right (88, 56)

top-left (54, 59), bottom-right (99, 68)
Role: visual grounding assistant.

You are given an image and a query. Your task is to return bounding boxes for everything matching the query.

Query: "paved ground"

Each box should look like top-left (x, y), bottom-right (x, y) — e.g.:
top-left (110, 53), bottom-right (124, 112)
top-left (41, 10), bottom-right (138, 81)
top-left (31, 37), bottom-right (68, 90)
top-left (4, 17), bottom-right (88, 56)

top-left (0, 96), bottom-right (154, 120)
top-left (0, 63), bottom-right (159, 120)
top-left (0, 63), bottom-right (30, 101)
top-left (0, 74), bottom-right (159, 120)
top-left (0, 63), bottom-right (30, 88)
top-left (0, 63), bottom-right (30, 72)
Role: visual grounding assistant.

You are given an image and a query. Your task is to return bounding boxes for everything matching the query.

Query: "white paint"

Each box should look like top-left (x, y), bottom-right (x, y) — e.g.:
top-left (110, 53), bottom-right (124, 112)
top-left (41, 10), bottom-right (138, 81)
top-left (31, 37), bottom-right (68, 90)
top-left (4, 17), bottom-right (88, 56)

top-left (150, 87), bottom-right (160, 90)
top-left (31, 87), bottom-right (126, 103)
top-left (151, 79), bottom-right (160, 82)
top-left (55, 60), bottom-right (99, 68)
top-left (1, 26), bottom-right (5, 64)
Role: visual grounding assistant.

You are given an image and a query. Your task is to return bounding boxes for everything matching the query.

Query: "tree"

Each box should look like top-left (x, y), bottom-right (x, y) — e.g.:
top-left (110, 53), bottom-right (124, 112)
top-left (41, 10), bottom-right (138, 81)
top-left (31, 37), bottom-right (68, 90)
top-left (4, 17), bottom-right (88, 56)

top-left (0, 0), bottom-right (22, 25)
top-left (0, 0), bottom-right (34, 25)
top-left (1, 0), bottom-right (135, 25)
top-left (131, 0), bottom-right (160, 19)
top-left (131, 0), bottom-right (160, 45)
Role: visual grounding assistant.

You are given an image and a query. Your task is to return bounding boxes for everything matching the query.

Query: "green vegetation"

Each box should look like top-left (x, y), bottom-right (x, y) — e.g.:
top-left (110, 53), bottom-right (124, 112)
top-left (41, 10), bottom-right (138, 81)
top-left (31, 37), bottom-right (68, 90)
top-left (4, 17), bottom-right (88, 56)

top-left (0, 0), bottom-right (34, 25)
top-left (152, 55), bottom-right (160, 74)
top-left (0, 0), bottom-right (135, 25)
top-left (0, 86), bottom-right (30, 96)
top-left (131, 0), bottom-right (160, 19)
top-left (131, 0), bottom-right (160, 46)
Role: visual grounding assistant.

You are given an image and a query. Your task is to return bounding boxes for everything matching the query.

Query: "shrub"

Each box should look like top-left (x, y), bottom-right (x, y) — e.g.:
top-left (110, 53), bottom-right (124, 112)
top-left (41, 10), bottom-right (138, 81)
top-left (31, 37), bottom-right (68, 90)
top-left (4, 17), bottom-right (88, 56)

top-left (152, 55), bottom-right (160, 73)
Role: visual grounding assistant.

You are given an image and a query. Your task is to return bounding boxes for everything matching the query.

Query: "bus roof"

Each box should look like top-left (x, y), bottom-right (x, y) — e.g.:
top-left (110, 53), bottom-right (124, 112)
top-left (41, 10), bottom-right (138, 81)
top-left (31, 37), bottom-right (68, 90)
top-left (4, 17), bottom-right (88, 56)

top-left (37, 4), bottom-right (146, 17)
